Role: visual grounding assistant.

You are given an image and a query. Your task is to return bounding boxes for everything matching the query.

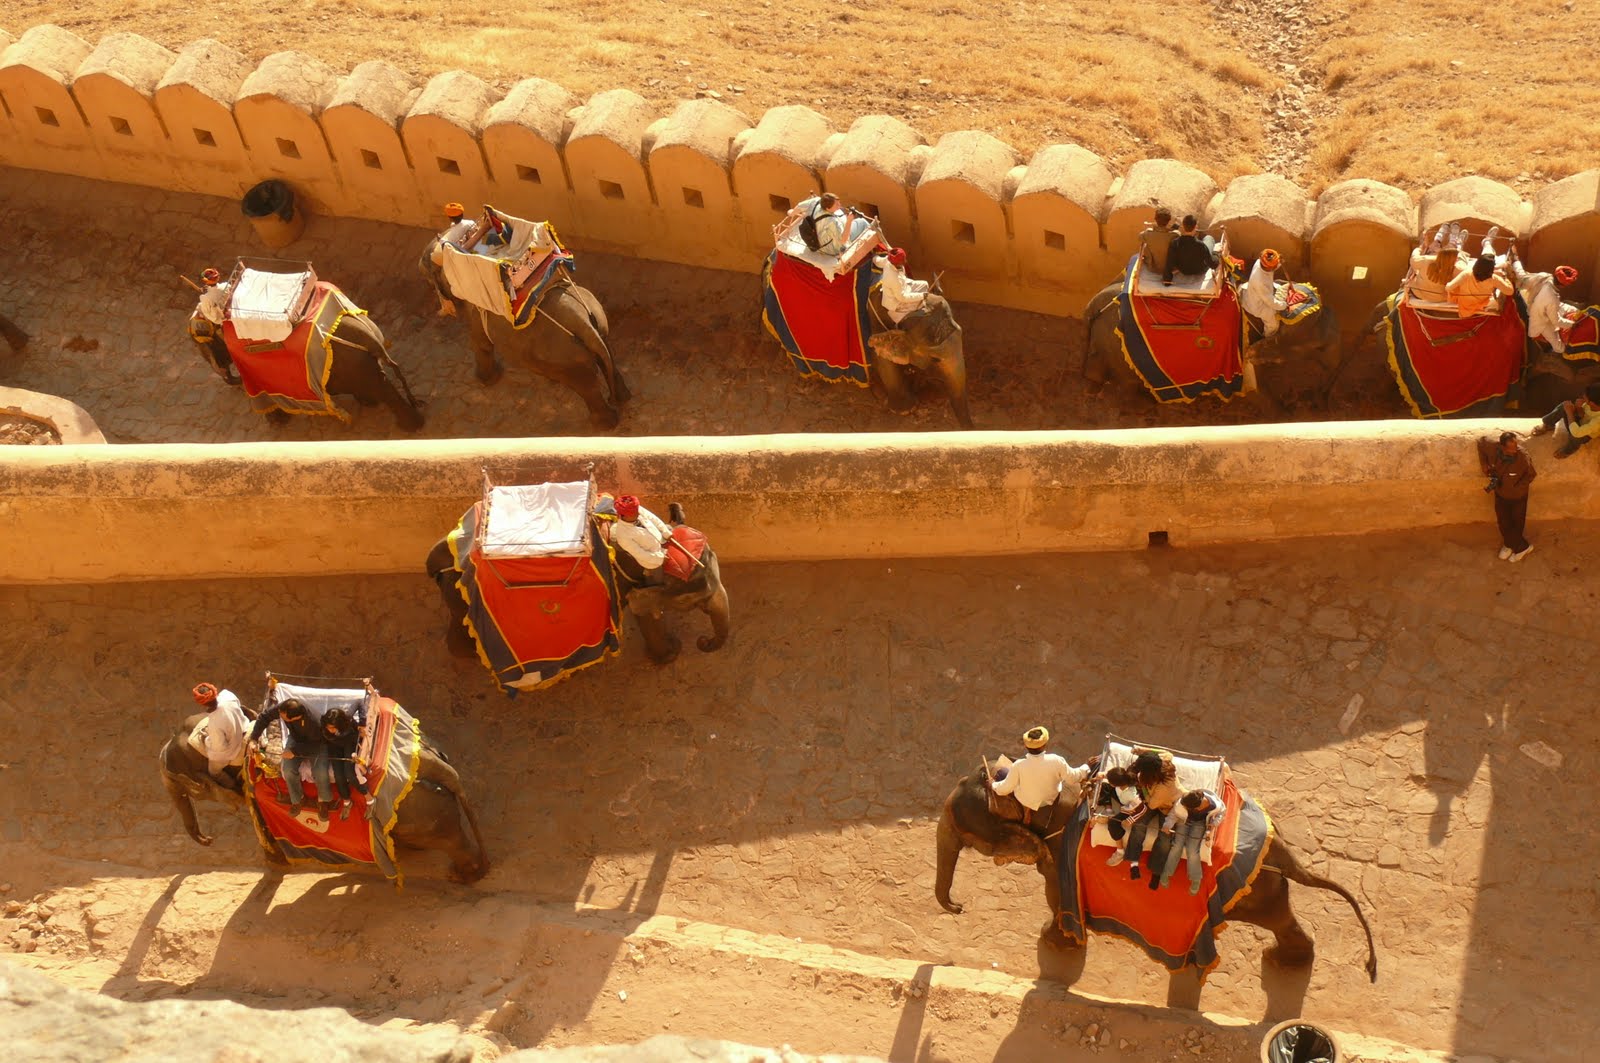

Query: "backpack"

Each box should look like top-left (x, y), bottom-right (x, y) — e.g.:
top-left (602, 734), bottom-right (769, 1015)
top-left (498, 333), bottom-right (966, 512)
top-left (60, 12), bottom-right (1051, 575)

top-left (797, 208), bottom-right (822, 252)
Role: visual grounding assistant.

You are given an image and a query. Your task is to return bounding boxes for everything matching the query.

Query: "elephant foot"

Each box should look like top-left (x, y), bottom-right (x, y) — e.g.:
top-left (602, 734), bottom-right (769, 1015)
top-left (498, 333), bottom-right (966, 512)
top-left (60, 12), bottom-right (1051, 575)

top-left (938, 897), bottom-right (964, 915)
top-left (475, 362), bottom-right (505, 387)
top-left (1264, 942), bottom-right (1315, 970)
top-left (397, 408), bottom-right (425, 433)
top-left (886, 394), bottom-right (918, 414)
top-left (261, 846), bottom-right (288, 866)
top-left (446, 630), bottom-right (477, 660)
top-left (1040, 921), bottom-right (1075, 949)
top-left (355, 392), bottom-right (380, 407)
top-left (647, 636), bottom-right (682, 666)
top-left (265, 409), bottom-right (291, 426)
top-left (695, 635), bottom-right (726, 653)
top-left (588, 407), bottom-right (622, 431)
top-left (192, 833), bottom-right (214, 847)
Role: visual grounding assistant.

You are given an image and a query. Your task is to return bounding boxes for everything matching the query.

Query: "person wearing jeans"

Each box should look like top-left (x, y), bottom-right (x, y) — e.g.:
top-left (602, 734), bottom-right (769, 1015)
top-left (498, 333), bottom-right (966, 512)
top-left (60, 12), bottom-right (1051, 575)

top-left (1160, 789), bottom-right (1225, 895)
top-left (249, 697), bottom-right (335, 821)
top-left (1532, 383), bottom-right (1600, 459)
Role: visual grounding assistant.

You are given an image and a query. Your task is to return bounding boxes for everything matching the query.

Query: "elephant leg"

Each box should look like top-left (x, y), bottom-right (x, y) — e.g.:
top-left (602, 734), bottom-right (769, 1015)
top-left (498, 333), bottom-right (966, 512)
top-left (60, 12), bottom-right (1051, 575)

top-left (630, 598), bottom-right (681, 664)
top-left (1246, 874), bottom-right (1316, 968)
top-left (872, 356), bottom-right (917, 413)
top-left (935, 346), bottom-right (973, 428)
top-left (468, 313), bottom-right (504, 386)
top-left (548, 356), bottom-right (621, 430)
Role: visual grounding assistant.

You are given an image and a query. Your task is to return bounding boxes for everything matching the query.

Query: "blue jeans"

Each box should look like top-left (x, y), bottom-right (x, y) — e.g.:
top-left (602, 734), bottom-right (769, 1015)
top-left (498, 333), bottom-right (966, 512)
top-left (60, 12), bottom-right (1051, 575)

top-left (1161, 818), bottom-right (1208, 887)
top-left (328, 754), bottom-right (365, 802)
top-left (1122, 808), bottom-right (1162, 865)
top-left (281, 745), bottom-right (333, 807)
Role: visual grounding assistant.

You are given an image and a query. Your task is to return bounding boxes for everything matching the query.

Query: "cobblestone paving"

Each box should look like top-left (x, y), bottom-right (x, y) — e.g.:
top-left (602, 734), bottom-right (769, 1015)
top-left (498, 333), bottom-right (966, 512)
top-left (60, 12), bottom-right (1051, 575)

top-left (2, 524), bottom-right (1595, 1059)
top-left (0, 168), bottom-right (1399, 444)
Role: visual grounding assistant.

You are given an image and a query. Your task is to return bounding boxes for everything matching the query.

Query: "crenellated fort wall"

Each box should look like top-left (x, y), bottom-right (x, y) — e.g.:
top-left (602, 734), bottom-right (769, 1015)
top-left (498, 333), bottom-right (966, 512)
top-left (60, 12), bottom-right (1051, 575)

top-left (3, 23), bottom-right (1600, 324)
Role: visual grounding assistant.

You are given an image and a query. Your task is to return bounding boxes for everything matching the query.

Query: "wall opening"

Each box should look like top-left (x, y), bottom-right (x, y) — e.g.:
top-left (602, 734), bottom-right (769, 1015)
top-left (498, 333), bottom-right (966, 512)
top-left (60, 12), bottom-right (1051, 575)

top-left (1350, 265), bottom-right (1369, 281)
top-left (768, 193), bottom-right (791, 213)
top-left (436, 156), bottom-right (461, 175)
top-left (682, 187), bottom-right (704, 209)
top-left (275, 137), bottom-right (300, 159)
top-left (193, 127), bottom-right (216, 147)
top-left (360, 148), bottom-right (382, 170)
top-left (1147, 530), bottom-right (1170, 548)
top-left (860, 201), bottom-right (880, 219)
top-left (952, 220), bottom-right (976, 244)
top-left (35, 106), bottom-right (59, 128)
top-left (108, 116), bottom-right (132, 136)
top-left (1044, 229), bottom-right (1066, 251)
top-left (598, 179), bottom-right (625, 201)
top-left (516, 164), bottom-right (542, 184)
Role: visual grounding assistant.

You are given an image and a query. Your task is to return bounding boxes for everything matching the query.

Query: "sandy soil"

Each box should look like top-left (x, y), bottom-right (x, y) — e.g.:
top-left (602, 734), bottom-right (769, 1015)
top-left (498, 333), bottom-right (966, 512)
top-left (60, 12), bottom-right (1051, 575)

top-left (3, 525), bottom-right (1597, 1059)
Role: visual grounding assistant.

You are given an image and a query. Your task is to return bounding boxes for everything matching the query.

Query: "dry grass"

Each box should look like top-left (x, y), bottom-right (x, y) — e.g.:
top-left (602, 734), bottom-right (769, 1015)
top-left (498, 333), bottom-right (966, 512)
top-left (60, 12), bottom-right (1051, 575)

top-left (6, 0), bottom-right (1595, 192)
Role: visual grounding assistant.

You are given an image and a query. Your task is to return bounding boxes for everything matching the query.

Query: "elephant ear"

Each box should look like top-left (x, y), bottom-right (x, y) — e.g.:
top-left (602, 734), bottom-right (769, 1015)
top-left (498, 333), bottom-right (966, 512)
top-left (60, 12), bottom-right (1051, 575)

top-left (922, 297), bottom-right (960, 348)
top-left (869, 329), bottom-right (915, 365)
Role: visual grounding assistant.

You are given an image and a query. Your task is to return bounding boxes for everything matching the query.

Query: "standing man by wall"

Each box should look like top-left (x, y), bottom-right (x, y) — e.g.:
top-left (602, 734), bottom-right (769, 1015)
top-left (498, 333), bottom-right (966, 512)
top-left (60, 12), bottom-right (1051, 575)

top-left (1477, 430), bottom-right (1536, 562)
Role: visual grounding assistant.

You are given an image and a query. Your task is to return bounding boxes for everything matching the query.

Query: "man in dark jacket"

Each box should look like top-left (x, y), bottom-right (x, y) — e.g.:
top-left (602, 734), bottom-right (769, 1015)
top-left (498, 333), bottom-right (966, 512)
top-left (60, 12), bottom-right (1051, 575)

top-left (1477, 431), bottom-right (1536, 562)
top-left (249, 697), bottom-right (335, 820)
top-left (1165, 215), bottom-right (1218, 283)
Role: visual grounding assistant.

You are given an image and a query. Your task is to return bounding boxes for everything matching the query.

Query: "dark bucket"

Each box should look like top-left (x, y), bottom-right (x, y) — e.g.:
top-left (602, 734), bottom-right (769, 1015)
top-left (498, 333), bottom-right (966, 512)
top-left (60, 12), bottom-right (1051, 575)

top-left (1261, 1021), bottom-right (1339, 1063)
top-left (240, 180), bottom-right (307, 249)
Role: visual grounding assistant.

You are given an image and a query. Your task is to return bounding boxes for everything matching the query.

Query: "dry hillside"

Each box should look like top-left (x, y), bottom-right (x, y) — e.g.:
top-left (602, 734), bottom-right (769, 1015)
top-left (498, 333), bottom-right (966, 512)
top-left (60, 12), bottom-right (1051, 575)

top-left (10, 0), bottom-right (1595, 193)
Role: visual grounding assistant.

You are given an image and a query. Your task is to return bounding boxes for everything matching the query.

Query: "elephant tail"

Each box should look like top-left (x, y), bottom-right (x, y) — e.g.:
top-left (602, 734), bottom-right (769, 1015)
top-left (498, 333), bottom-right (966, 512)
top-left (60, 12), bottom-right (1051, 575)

top-left (416, 748), bottom-right (490, 883)
top-left (1273, 840), bottom-right (1378, 983)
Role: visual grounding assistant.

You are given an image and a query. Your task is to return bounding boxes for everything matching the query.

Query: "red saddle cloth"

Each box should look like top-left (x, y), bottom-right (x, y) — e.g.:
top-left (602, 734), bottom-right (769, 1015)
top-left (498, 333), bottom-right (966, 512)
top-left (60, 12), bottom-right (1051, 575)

top-left (664, 526), bottom-right (708, 582)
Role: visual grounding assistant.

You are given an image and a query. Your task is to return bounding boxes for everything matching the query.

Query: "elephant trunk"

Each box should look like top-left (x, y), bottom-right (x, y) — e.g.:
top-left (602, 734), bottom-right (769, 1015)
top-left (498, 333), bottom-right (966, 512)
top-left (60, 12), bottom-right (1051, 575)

top-left (416, 750), bottom-right (490, 883)
top-left (934, 807), bottom-right (965, 914)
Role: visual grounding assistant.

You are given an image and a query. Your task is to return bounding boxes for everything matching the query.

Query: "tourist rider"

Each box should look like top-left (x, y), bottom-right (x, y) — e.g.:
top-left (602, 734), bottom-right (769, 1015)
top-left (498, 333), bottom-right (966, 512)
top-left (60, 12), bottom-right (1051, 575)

top-left (1107, 748), bottom-right (1181, 881)
top-left (320, 704), bottom-right (368, 820)
top-left (1158, 788), bottom-right (1225, 895)
top-left (249, 697), bottom-right (336, 822)
top-left (1139, 207), bottom-right (1178, 278)
top-left (1531, 381), bottom-right (1600, 460)
top-left (1446, 255), bottom-right (1514, 317)
top-left (989, 726), bottom-right (1093, 829)
top-left (1165, 215), bottom-right (1217, 284)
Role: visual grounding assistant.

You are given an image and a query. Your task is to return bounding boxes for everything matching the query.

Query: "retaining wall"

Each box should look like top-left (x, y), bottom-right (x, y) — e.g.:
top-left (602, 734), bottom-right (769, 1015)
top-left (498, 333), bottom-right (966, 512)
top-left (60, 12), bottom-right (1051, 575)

top-left (4, 23), bottom-right (1600, 321)
top-left (3, 422), bottom-right (1597, 584)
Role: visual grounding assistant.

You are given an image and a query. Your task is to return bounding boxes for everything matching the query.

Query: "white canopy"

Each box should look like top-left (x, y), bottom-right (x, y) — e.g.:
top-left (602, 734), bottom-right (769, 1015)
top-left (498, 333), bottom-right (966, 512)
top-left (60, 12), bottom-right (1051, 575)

top-left (481, 481), bottom-right (592, 558)
top-left (229, 266), bottom-right (316, 342)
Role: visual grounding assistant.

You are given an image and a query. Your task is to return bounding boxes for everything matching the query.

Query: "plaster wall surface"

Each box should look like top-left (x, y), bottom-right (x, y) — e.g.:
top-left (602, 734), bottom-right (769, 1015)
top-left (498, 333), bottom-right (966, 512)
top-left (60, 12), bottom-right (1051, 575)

top-left (5, 422), bottom-right (1597, 584)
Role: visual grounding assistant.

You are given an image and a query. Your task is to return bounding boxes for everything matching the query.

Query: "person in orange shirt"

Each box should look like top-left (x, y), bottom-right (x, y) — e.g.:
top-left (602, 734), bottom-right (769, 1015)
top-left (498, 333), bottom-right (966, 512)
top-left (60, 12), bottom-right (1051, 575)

top-left (1446, 255), bottom-right (1514, 317)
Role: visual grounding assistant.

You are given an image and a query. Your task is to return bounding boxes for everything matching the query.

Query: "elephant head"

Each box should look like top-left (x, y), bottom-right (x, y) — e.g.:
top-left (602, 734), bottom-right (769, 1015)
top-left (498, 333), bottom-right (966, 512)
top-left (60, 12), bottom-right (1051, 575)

top-left (160, 713), bottom-right (249, 849)
top-left (867, 291), bottom-right (972, 428)
top-left (619, 504), bottom-right (731, 664)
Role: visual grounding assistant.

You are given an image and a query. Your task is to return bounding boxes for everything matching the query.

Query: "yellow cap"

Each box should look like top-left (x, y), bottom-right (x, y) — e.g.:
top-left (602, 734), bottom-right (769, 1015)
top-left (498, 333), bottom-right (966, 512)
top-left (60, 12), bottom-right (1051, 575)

top-left (1023, 726), bottom-right (1049, 750)
top-left (444, 201), bottom-right (465, 218)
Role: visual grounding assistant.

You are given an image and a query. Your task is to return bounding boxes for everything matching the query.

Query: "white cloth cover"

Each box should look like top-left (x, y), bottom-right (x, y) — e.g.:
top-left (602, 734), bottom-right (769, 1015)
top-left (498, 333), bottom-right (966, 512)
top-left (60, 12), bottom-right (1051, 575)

top-left (229, 268), bottom-right (315, 342)
top-left (268, 681), bottom-right (368, 717)
top-left (437, 212), bottom-right (555, 316)
top-left (482, 482), bottom-right (591, 558)
top-left (1133, 263), bottom-right (1222, 299)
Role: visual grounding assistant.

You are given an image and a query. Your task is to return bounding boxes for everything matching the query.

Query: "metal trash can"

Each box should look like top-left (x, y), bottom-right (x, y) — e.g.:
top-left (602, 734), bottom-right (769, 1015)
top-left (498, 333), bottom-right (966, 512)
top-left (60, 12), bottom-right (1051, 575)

top-left (241, 179), bottom-right (307, 250)
top-left (1261, 1019), bottom-right (1339, 1063)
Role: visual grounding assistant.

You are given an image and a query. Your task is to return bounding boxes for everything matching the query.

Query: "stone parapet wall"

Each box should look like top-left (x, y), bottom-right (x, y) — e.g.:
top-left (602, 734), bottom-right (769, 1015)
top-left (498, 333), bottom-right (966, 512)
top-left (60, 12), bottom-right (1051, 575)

top-left (3, 423), bottom-right (1597, 584)
top-left (3, 23), bottom-right (1600, 320)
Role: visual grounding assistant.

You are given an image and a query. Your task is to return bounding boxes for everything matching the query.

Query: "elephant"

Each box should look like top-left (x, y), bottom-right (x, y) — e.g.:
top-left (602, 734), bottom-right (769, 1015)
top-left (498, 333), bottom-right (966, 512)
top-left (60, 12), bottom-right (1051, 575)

top-left (419, 241), bottom-right (630, 430)
top-left (1353, 297), bottom-right (1600, 417)
top-left (934, 767), bottom-right (1377, 983)
top-left (761, 255), bottom-right (971, 428)
top-left (1083, 280), bottom-right (1343, 412)
top-left (424, 501), bottom-right (730, 668)
top-left (159, 711), bottom-right (489, 883)
top-left (186, 310), bottom-right (424, 431)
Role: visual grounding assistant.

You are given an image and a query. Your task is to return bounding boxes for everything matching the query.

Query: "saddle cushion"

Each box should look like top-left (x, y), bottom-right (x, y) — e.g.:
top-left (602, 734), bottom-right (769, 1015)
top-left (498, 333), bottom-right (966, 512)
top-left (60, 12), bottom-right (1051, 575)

top-left (664, 526), bottom-right (708, 583)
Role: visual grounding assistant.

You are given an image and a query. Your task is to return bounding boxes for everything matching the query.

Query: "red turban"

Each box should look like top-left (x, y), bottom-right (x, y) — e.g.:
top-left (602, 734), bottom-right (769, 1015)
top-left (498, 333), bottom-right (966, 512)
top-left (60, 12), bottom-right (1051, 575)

top-left (887, 247), bottom-right (908, 268)
top-left (1555, 266), bottom-right (1579, 285)
top-left (192, 682), bottom-right (218, 705)
top-left (615, 495), bottom-right (640, 520)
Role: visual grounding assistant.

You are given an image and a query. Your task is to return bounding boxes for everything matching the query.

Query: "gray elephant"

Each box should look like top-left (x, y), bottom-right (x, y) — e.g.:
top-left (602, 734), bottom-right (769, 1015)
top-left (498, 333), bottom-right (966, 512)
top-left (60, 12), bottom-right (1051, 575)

top-left (425, 501), bottom-right (730, 668)
top-left (761, 254), bottom-right (971, 428)
top-left (186, 310), bottom-right (423, 430)
top-left (935, 767), bottom-right (1377, 984)
top-left (1082, 280), bottom-right (1342, 412)
top-left (419, 240), bottom-right (630, 429)
top-left (159, 711), bottom-right (489, 883)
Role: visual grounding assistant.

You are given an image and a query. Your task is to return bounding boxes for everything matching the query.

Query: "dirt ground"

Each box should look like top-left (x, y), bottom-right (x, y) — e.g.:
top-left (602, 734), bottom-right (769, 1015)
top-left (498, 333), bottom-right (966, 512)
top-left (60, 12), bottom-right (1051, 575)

top-left (10, 0), bottom-right (1598, 192)
top-left (3, 524), bottom-right (1597, 1059)
top-left (0, 168), bottom-right (1410, 446)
